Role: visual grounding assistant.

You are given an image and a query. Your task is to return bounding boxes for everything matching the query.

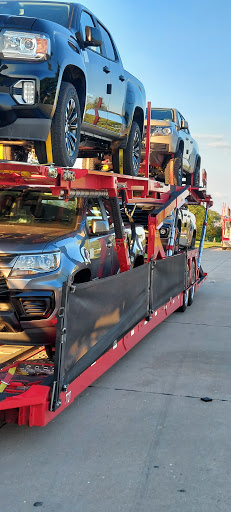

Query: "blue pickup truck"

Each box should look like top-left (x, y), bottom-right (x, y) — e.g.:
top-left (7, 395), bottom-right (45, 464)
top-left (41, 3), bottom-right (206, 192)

top-left (0, 1), bottom-right (146, 174)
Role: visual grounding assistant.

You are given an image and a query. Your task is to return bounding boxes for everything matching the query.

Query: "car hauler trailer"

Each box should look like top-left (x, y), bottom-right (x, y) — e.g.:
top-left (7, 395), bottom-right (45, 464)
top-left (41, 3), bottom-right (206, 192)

top-left (0, 104), bottom-right (212, 427)
top-left (222, 203), bottom-right (231, 249)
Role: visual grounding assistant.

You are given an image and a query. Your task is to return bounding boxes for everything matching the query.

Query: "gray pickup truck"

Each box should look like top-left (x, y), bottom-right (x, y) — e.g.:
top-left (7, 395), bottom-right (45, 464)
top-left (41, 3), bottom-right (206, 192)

top-left (0, 1), bottom-right (146, 175)
top-left (0, 188), bottom-right (145, 350)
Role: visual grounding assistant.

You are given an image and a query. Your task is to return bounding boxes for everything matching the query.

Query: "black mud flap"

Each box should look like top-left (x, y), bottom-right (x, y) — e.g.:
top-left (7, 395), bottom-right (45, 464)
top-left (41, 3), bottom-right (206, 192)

top-left (150, 253), bottom-right (187, 312)
top-left (51, 264), bottom-right (150, 410)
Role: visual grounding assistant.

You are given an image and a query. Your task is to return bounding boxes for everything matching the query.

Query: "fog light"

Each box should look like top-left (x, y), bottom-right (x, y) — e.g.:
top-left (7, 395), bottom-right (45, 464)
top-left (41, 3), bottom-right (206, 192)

top-left (12, 80), bottom-right (35, 105)
top-left (23, 81), bottom-right (35, 104)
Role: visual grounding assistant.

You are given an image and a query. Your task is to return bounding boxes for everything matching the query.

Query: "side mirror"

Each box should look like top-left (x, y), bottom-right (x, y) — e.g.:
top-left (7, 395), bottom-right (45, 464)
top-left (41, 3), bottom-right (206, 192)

top-left (181, 119), bottom-right (189, 130)
top-left (91, 219), bottom-right (109, 234)
top-left (84, 26), bottom-right (102, 47)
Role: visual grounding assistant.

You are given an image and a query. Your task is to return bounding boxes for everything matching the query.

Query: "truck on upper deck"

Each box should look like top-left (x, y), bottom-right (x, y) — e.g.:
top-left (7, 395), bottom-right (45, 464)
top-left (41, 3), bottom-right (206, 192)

top-left (0, 1), bottom-right (146, 175)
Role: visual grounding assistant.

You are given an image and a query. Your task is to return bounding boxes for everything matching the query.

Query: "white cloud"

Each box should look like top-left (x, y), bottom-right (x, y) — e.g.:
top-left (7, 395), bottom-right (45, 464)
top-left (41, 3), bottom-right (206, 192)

top-left (208, 141), bottom-right (231, 149)
top-left (194, 134), bottom-right (223, 140)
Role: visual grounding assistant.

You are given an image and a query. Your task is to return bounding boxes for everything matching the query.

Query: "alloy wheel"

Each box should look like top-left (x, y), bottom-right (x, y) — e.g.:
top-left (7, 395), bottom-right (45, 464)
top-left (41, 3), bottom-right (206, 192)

top-left (65, 98), bottom-right (78, 157)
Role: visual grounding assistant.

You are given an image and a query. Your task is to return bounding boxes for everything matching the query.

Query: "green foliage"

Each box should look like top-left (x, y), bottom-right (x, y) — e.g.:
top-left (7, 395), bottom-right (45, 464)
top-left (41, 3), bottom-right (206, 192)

top-left (188, 205), bottom-right (222, 242)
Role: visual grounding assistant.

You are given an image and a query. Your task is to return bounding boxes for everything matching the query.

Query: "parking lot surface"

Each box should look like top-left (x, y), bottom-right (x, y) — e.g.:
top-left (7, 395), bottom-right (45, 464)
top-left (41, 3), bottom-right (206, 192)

top-left (0, 248), bottom-right (231, 512)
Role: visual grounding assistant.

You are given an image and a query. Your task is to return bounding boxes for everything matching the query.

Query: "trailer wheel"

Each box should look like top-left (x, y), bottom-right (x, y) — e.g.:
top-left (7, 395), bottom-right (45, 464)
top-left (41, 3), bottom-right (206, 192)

top-left (43, 82), bottom-right (81, 167)
top-left (178, 268), bottom-right (189, 312)
top-left (173, 149), bottom-right (183, 186)
top-left (124, 121), bottom-right (141, 176)
top-left (188, 262), bottom-right (196, 306)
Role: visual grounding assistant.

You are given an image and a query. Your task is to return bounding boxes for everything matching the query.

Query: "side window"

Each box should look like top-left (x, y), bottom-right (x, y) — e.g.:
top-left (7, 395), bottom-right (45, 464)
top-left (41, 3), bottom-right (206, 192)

top-left (98, 23), bottom-right (116, 61)
top-left (103, 199), bottom-right (114, 230)
top-left (80, 10), bottom-right (101, 54)
top-left (86, 198), bottom-right (104, 233)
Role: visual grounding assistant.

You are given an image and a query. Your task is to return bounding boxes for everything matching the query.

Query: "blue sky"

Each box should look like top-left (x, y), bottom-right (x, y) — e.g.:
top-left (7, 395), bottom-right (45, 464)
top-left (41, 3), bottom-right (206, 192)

top-left (85, 0), bottom-right (231, 213)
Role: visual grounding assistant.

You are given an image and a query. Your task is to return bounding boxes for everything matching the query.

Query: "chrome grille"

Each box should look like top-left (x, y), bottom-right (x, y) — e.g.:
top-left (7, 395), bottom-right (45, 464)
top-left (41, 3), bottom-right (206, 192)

top-left (150, 143), bottom-right (169, 151)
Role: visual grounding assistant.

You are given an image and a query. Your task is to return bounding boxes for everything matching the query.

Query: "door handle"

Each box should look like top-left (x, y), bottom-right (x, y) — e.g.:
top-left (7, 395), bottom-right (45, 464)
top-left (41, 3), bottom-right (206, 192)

top-left (119, 75), bottom-right (125, 82)
top-left (103, 66), bottom-right (110, 74)
top-left (107, 242), bottom-right (113, 248)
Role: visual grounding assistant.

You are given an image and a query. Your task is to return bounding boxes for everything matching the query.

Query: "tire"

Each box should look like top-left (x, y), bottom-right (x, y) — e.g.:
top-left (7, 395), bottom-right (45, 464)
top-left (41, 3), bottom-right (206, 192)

top-left (178, 267), bottom-right (189, 312)
top-left (174, 229), bottom-right (180, 254)
top-left (173, 149), bottom-right (183, 186)
top-left (34, 141), bottom-right (47, 164)
top-left (188, 261), bottom-right (196, 306)
top-left (186, 173), bottom-right (192, 186)
top-left (193, 160), bottom-right (200, 187)
top-left (51, 82), bottom-right (81, 167)
top-left (123, 121), bottom-right (141, 176)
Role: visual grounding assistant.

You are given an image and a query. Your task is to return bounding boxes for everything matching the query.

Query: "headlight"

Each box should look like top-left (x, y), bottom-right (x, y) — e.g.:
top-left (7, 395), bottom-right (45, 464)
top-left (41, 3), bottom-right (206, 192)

top-left (0, 30), bottom-right (50, 60)
top-left (160, 227), bottom-right (168, 236)
top-left (10, 252), bottom-right (60, 277)
top-left (151, 126), bottom-right (172, 136)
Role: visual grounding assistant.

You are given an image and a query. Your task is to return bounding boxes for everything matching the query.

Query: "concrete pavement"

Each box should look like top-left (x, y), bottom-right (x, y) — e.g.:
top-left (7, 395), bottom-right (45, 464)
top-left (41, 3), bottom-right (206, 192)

top-left (0, 248), bottom-right (231, 512)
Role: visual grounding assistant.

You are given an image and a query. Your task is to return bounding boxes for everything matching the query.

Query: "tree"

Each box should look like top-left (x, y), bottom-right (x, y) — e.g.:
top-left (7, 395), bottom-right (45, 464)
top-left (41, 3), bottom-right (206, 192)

top-left (188, 205), bottom-right (222, 242)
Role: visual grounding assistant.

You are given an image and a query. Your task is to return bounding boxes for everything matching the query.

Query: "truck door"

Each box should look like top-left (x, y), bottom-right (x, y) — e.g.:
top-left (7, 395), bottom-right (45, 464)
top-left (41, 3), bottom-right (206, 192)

top-left (178, 112), bottom-right (191, 171)
top-left (85, 198), bottom-right (113, 279)
top-left (79, 10), bottom-right (110, 132)
top-left (97, 22), bottom-right (126, 136)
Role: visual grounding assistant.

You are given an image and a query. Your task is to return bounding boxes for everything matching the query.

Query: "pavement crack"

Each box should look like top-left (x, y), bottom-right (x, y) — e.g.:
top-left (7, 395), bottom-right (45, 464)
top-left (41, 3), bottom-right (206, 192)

top-left (89, 385), bottom-right (231, 403)
top-left (164, 320), bottom-right (231, 328)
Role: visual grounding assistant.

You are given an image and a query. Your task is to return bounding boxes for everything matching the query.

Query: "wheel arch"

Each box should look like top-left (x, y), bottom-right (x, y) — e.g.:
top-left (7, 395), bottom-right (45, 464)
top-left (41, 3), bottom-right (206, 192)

top-left (133, 107), bottom-right (144, 137)
top-left (195, 154), bottom-right (201, 169)
top-left (61, 65), bottom-right (86, 120)
top-left (177, 138), bottom-right (184, 153)
top-left (72, 268), bottom-right (91, 284)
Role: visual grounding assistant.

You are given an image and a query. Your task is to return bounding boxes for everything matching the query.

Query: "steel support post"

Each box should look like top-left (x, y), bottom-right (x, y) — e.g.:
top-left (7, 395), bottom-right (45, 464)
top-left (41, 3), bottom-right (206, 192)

top-left (198, 202), bottom-right (209, 270)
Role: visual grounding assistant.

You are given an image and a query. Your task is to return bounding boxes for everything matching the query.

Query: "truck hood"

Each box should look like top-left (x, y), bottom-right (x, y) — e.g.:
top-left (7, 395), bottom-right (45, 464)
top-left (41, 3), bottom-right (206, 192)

top-left (0, 14), bottom-right (37, 30)
top-left (0, 225), bottom-right (69, 253)
top-left (146, 119), bottom-right (175, 127)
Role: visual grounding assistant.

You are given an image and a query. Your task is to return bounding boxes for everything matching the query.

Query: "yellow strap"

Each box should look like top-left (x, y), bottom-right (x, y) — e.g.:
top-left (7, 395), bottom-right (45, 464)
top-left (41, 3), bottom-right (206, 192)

top-left (0, 144), bottom-right (3, 160)
top-left (119, 149), bottom-right (123, 174)
top-left (0, 366), bottom-right (16, 393)
top-left (45, 131), bottom-right (53, 164)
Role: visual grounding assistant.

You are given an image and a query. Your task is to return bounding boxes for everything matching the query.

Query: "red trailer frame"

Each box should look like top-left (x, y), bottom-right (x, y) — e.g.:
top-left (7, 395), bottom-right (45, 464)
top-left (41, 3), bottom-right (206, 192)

top-left (0, 105), bottom-right (212, 427)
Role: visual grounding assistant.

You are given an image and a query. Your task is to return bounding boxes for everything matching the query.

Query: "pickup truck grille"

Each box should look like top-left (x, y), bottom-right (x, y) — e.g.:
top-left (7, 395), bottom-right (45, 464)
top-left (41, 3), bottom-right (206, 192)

top-left (150, 143), bottom-right (169, 152)
top-left (0, 271), bottom-right (8, 294)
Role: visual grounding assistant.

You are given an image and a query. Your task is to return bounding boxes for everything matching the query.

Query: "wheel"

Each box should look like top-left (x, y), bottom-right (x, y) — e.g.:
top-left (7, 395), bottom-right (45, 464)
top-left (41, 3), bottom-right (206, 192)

top-left (174, 228), bottom-right (180, 254)
top-left (190, 231), bottom-right (196, 249)
top-left (188, 261), bottom-right (196, 306)
top-left (173, 149), bottom-right (183, 186)
top-left (186, 173), bottom-right (192, 186)
top-left (50, 81), bottom-right (81, 167)
top-left (178, 267), bottom-right (189, 312)
top-left (222, 247), bottom-right (227, 250)
top-left (123, 121), bottom-right (141, 176)
top-left (193, 160), bottom-right (200, 187)
top-left (34, 141), bottom-right (47, 164)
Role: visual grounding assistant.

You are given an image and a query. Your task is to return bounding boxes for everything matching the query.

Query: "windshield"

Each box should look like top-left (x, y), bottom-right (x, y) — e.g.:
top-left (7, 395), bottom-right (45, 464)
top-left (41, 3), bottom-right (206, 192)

top-left (0, 1), bottom-right (73, 28)
top-left (0, 190), bottom-right (83, 230)
top-left (148, 109), bottom-right (174, 122)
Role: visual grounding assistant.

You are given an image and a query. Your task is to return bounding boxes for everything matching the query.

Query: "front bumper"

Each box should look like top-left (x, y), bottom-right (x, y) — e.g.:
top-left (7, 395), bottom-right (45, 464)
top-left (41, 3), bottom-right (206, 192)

top-left (0, 290), bottom-right (57, 346)
top-left (0, 60), bottom-right (57, 142)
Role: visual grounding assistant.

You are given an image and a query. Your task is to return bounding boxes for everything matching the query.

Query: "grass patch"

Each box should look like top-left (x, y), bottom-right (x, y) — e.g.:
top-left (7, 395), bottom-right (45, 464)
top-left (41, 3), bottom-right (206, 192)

top-left (195, 241), bottom-right (221, 249)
